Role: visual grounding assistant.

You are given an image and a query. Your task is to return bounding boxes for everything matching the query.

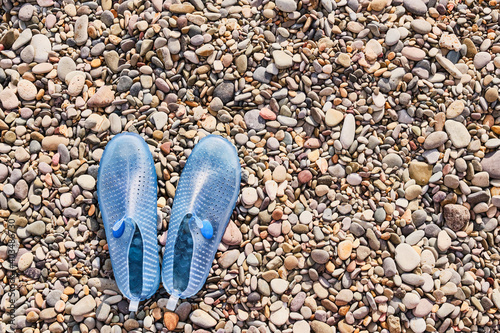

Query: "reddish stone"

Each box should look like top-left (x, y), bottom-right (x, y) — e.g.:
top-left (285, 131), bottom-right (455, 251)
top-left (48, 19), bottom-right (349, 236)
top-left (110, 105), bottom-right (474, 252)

top-left (259, 107), bottom-right (276, 120)
top-left (304, 138), bottom-right (321, 148)
top-left (298, 170), bottom-right (313, 184)
top-left (160, 142), bottom-right (171, 154)
top-left (272, 209), bottom-right (283, 220)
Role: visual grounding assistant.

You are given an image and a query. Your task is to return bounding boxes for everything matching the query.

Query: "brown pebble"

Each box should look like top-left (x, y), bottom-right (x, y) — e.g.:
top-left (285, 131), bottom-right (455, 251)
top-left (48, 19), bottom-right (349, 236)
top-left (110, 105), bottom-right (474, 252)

top-left (163, 311), bottom-right (179, 331)
top-left (123, 319), bottom-right (139, 331)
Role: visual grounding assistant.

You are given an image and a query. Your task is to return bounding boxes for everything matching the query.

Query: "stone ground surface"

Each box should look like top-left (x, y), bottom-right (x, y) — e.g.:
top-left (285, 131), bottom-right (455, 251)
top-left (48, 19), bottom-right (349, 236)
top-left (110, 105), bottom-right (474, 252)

top-left (2, 0), bottom-right (500, 332)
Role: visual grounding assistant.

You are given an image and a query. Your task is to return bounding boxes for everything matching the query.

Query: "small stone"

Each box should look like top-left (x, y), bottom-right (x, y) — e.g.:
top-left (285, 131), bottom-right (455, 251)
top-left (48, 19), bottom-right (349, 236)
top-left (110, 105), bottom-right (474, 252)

top-left (58, 57), bottom-right (77, 81)
top-left (273, 50), bottom-right (293, 69)
top-left (337, 53), bottom-right (351, 67)
top-left (439, 33), bottom-right (461, 51)
top-left (383, 258), bottom-right (397, 277)
top-left (222, 221), bottom-right (242, 245)
top-left (371, 0), bottom-right (387, 11)
top-left (17, 79), bottom-right (37, 101)
top-left (482, 151), bottom-right (500, 178)
top-left (311, 249), bottom-right (329, 264)
top-left (403, 0), bottom-right (427, 15)
top-left (474, 52), bottom-right (491, 69)
top-left (68, 74), bottom-right (86, 97)
top-left (485, 87), bottom-right (499, 103)
top-left (340, 114), bottom-right (355, 149)
top-left (443, 204), bottom-right (470, 231)
top-left (18, 252), bottom-right (34, 271)
top-left (294, 320), bottom-right (311, 333)
top-left (275, 0), bottom-right (297, 12)
top-left (42, 136), bottom-right (69, 151)
top-left (411, 19), bottom-right (431, 34)
top-left (15, 147), bottom-right (30, 163)
top-left (169, 3), bottom-right (195, 13)
top-left (409, 161), bottom-right (433, 185)
top-left (0, 89), bottom-right (19, 109)
top-left (96, 302), bottom-right (111, 321)
top-left (405, 184), bottom-right (422, 200)
top-left (12, 29), bottom-right (32, 51)
top-left (424, 131), bottom-right (448, 149)
top-left (437, 230), bottom-right (452, 251)
top-left (74, 15), bottom-right (89, 46)
top-left (284, 256), bottom-right (299, 270)
top-left (218, 249), bottom-right (239, 268)
top-left (77, 175), bottom-right (96, 190)
top-left (213, 81), bottom-right (234, 104)
top-left (88, 86), bottom-right (114, 107)
top-left (273, 165), bottom-right (287, 182)
top-left (189, 309), bottom-right (217, 328)
top-left (325, 109), bottom-right (344, 126)
top-left (446, 100), bottom-right (464, 118)
top-left (71, 295), bottom-right (96, 316)
top-left (444, 120), bottom-right (470, 148)
top-left (402, 47), bottom-right (426, 61)
top-left (395, 243), bottom-right (420, 272)
top-left (31, 34), bottom-right (51, 63)
top-left (163, 312), bottom-right (179, 331)
top-left (242, 187), bottom-right (258, 205)
top-left (270, 279), bottom-right (289, 294)
top-left (19, 4), bottom-right (34, 21)
top-left (270, 306), bottom-right (289, 326)
top-left (124, 319), bottom-right (139, 331)
top-left (336, 289), bottom-right (353, 304)
top-left (337, 240), bottom-right (353, 260)
top-left (311, 320), bottom-right (334, 333)
top-left (26, 221), bottom-right (46, 236)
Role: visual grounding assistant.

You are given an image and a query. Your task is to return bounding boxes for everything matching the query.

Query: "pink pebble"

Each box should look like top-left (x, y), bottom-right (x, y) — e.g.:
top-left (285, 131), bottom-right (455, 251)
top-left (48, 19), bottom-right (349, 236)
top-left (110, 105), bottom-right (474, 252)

top-left (52, 153), bottom-right (60, 166)
top-left (45, 14), bottom-right (57, 29)
top-left (259, 107), bottom-right (276, 120)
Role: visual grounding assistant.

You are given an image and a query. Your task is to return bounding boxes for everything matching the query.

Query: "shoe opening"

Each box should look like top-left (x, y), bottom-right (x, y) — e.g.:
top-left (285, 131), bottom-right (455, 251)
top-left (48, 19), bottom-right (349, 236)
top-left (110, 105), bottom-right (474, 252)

top-left (173, 214), bottom-right (194, 294)
top-left (128, 225), bottom-right (144, 297)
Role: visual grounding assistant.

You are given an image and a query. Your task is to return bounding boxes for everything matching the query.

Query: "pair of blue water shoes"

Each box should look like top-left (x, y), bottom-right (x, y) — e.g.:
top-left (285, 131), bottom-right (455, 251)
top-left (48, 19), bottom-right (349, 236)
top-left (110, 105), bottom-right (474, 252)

top-left (96, 133), bottom-right (241, 312)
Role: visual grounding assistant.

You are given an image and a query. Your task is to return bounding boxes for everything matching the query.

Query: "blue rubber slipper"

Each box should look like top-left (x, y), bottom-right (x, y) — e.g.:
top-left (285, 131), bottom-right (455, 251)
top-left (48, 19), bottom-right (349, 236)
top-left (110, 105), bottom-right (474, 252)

top-left (97, 132), bottom-right (160, 311)
top-left (162, 135), bottom-right (241, 310)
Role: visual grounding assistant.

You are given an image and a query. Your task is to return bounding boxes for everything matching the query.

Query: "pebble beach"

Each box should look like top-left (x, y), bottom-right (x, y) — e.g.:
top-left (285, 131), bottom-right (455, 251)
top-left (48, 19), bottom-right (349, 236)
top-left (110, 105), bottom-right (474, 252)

top-left (1, 0), bottom-right (500, 332)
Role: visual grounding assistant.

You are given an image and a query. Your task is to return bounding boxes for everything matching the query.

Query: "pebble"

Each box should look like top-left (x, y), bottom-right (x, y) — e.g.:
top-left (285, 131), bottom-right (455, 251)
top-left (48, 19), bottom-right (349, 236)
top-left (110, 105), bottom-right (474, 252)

top-left (446, 100), bottom-right (464, 118)
top-left (273, 50), bottom-right (293, 69)
top-left (74, 15), bottom-right (89, 46)
top-left (437, 230), bottom-right (452, 251)
top-left (275, 0), bottom-right (297, 12)
top-left (340, 114), bottom-right (355, 149)
top-left (19, 4), bottom-right (34, 21)
top-left (444, 120), bottom-right (470, 148)
top-left (443, 204), bottom-right (469, 231)
top-left (294, 320), bottom-right (311, 333)
top-left (17, 79), bottom-right (37, 101)
top-left (402, 47), bottom-right (426, 61)
top-left (77, 175), bottom-right (96, 190)
top-left (71, 295), bottom-right (96, 316)
top-left (395, 243), bottom-right (420, 272)
top-left (311, 249), bottom-right (329, 264)
top-left (189, 309), bottom-right (217, 328)
top-left (337, 240), bottom-right (352, 260)
top-left (88, 86), bottom-right (114, 107)
top-left (218, 249), bottom-right (239, 268)
top-left (424, 131), bottom-right (448, 149)
top-left (57, 57), bottom-right (76, 81)
top-left (222, 221), bottom-right (242, 245)
top-left (474, 52), bottom-right (491, 69)
top-left (30, 34), bottom-right (51, 62)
